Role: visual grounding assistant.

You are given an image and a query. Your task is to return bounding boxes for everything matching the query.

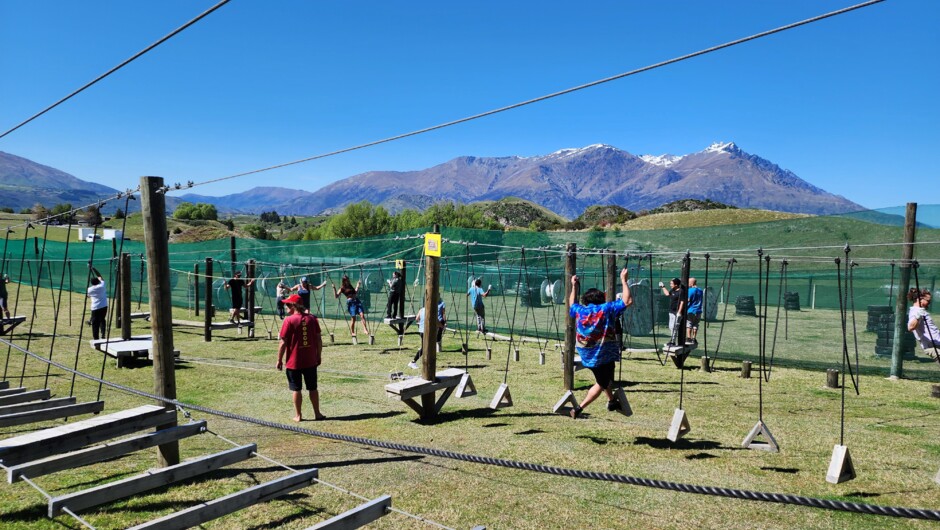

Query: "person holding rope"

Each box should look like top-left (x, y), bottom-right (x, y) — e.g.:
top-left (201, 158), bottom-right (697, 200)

top-left (686, 277), bottom-right (703, 345)
top-left (224, 271), bottom-right (255, 325)
top-left (907, 288), bottom-right (940, 358)
top-left (568, 267), bottom-right (633, 419)
top-left (276, 293), bottom-right (326, 422)
top-left (660, 277), bottom-right (685, 346)
top-left (276, 278), bottom-right (292, 319)
top-left (87, 265), bottom-right (108, 340)
top-left (385, 271), bottom-right (404, 319)
top-left (0, 274), bottom-right (10, 320)
top-left (467, 278), bottom-right (492, 333)
top-left (292, 276), bottom-right (327, 314)
top-left (408, 298), bottom-right (445, 369)
top-left (334, 274), bottom-right (370, 337)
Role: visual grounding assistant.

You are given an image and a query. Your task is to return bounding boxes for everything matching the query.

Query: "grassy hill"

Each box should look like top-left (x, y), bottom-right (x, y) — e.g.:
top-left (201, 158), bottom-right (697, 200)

top-left (472, 197), bottom-right (567, 228)
top-left (616, 208), bottom-right (808, 230)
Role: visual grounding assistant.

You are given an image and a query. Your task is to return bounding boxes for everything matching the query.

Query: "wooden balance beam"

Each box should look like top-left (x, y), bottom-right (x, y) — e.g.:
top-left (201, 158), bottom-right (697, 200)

top-left (385, 368), bottom-right (466, 418)
top-left (90, 335), bottom-right (181, 368)
top-left (0, 316), bottom-right (27, 335)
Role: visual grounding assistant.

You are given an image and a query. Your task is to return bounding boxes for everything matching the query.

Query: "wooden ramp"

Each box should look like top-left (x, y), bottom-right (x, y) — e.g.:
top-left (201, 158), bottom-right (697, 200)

top-left (90, 335), bottom-right (181, 367)
top-left (0, 392), bottom-right (384, 528)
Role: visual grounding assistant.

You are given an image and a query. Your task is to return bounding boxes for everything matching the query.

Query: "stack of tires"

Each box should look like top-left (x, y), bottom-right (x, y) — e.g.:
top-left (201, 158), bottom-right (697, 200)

top-left (654, 295), bottom-right (670, 325)
top-left (735, 295), bottom-right (756, 316)
top-left (516, 283), bottom-right (542, 308)
top-left (783, 291), bottom-right (800, 311)
top-left (873, 313), bottom-right (916, 359)
top-left (866, 305), bottom-right (893, 332)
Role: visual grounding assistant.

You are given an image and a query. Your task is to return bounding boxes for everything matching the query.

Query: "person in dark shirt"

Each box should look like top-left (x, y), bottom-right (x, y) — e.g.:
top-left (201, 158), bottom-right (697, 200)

top-left (0, 274), bottom-right (10, 319)
top-left (291, 276), bottom-right (327, 314)
top-left (385, 271), bottom-right (404, 319)
top-left (334, 275), bottom-right (370, 338)
top-left (660, 277), bottom-right (685, 345)
top-left (224, 271), bottom-right (255, 324)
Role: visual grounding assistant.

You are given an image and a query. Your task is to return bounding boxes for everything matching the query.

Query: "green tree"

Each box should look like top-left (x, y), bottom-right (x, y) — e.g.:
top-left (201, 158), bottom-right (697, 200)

top-left (321, 201), bottom-right (392, 239)
top-left (82, 205), bottom-right (103, 226)
top-left (242, 223), bottom-right (270, 240)
top-left (114, 208), bottom-right (125, 219)
top-left (173, 202), bottom-right (218, 221)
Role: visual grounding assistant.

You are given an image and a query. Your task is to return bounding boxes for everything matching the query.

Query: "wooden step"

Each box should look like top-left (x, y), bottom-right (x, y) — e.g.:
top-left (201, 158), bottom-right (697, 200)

top-left (49, 444), bottom-right (257, 516)
top-left (307, 495), bottom-right (392, 529)
top-left (127, 468), bottom-right (318, 530)
top-left (0, 405), bottom-right (173, 466)
top-left (0, 397), bottom-right (76, 416)
top-left (0, 386), bottom-right (27, 397)
top-left (0, 401), bottom-right (104, 428)
top-left (8, 420), bottom-right (207, 483)
top-left (0, 389), bottom-right (51, 406)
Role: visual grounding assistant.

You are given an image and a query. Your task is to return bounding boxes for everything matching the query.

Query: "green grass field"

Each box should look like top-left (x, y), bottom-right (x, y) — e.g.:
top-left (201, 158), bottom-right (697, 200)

top-left (0, 282), bottom-right (938, 529)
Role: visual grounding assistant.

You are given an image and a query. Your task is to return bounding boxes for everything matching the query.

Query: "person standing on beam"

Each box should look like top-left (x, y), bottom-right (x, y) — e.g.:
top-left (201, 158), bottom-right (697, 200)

top-left (568, 267), bottom-right (633, 419)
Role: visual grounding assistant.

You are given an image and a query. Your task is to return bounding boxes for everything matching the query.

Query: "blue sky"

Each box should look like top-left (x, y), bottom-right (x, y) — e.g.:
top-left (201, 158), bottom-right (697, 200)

top-left (0, 0), bottom-right (936, 209)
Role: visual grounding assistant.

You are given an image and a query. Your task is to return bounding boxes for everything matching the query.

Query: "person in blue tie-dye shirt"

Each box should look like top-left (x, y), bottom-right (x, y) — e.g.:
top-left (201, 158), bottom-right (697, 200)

top-left (568, 267), bottom-right (633, 418)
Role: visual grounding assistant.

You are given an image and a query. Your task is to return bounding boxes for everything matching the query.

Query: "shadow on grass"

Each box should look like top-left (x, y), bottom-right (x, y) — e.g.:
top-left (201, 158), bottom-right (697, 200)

top-left (246, 507), bottom-right (326, 530)
top-left (686, 452), bottom-right (718, 460)
top-left (516, 428), bottom-right (545, 436)
top-left (420, 408), bottom-right (556, 424)
top-left (326, 410), bottom-right (404, 422)
top-left (0, 503), bottom-right (71, 527)
top-left (482, 422), bottom-right (509, 428)
top-left (760, 466), bottom-right (800, 474)
top-left (632, 437), bottom-right (728, 451)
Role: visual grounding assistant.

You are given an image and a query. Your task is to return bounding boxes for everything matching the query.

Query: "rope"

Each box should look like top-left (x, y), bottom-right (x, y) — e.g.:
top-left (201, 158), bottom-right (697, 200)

top-left (6, 338), bottom-right (940, 521)
top-left (43, 218), bottom-right (74, 388)
top-left (2, 227), bottom-right (31, 380)
top-left (765, 259), bottom-right (788, 381)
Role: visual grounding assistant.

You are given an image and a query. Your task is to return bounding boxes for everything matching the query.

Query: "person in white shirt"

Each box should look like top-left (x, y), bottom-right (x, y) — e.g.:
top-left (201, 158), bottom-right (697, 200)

top-left (907, 288), bottom-right (940, 358)
top-left (87, 266), bottom-right (108, 340)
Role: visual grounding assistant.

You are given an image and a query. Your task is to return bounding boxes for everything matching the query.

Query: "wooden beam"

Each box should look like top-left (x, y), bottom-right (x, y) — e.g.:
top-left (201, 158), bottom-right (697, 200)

top-left (8, 421), bottom-right (207, 483)
top-left (307, 495), bottom-right (391, 529)
top-left (0, 405), bottom-right (173, 466)
top-left (127, 468), bottom-right (318, 530)
top-left (0, 400), bottom-right (104, 428)
top-left (0, 380), bottom-right (9, 390)
top-left (0, 386), bottom-right (26, 397)
top-left (49, 444), bottom-right (256, 516)
top-left (564, 242), bottom-right (576, 391)
top-left (0, 388), bottom-right (50, 406)
top-left (121, 252), bottom-right (132, 340)
top-left (0, 396), bottom-right (75, 416)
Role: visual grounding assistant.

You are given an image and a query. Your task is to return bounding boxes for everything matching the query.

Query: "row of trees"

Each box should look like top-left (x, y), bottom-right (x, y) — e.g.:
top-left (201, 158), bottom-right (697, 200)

top-left (297, 201), bottom-right (500, 240)
top-left (29, 203), bottom-right (104, 225)
top-left (173, 202), bottom-right (218, 221)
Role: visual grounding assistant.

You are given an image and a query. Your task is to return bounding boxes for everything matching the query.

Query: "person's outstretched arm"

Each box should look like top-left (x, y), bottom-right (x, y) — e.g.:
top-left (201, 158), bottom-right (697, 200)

top-left (620, 268), bottom-right (633, 307)
top-left (315, 281), bottom-right (327, 290)
top-left (569, 275), bottom-right (579, 306)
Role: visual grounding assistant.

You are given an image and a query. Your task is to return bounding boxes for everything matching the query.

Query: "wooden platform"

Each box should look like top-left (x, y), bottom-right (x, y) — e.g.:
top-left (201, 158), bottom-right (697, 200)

top-left (382, 315), bottom-right (416, 325)
top-left (173, 319), bottom-right (255, 330)
top-left (90, 335), bottom-right (180, 368)
top-left (128, 312), bottom-right (151, 320)
top-left (0, 400), bottom-right (104, 428)
top-left (385, 368), bottom-right (466, 417)
top-left (0, 316), bottom-right (26, 335)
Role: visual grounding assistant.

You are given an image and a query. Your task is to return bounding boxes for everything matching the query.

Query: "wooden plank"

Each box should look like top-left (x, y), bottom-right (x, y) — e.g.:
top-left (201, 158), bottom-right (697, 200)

top-left (0, 389), bottom-right (50, 406)
top-left (127, 468), bottom-right (318, 530)
top-left (307, 495), bottom-right (391, 530)
top-left (0, 397), bottom-right (75, 416)
top-left (49, 444), bottom-right (256, 516)
top-left (8, 421), bottom-right (207, 483)
top-left (385, 377), bottom-right (461, 401)
top-left (0, 405), bottom-right (172, 466)
top-left (0, 401), bottom-right (104, 428)
top-left (0, 386), bottom-right (27, 397)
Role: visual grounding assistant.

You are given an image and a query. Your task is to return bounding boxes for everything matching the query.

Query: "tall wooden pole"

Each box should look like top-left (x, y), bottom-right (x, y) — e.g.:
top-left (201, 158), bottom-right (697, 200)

top-left (421, 225), bottom-right (441, 420)
top-left (678, 251), bottom-right (691, 346)
top-left (246, 259), bottom-right (256, 338)
top-left (204, 257), bottom-right (213, 342)
top-left (193, 263), bottom-right (200, 317)
top-left (120, 253), bottom-right (132, 341)
top-left (140, 176), bottom-right (179, 467)
top-left (890, 203), bottom-right (917, 379)
top-left (564, 243), bottom-right (577, 391)
top-left (606, 249), bottom-right (619, 345)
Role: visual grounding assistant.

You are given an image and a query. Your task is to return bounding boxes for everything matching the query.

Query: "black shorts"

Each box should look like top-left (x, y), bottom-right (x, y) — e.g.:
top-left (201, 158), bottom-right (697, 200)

top-left (285, 367), bottom-right (318, 391)
top-left (686, 313), bottom-right (701, 330)
top-left (588, 361), bottom-right (616, 389)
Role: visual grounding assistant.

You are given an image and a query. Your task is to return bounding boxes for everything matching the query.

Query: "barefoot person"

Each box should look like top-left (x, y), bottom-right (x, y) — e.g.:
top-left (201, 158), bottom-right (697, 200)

top-left (276, 294), bottom-right (326, 421)
top-left (568, 267), bottom-right (633, 419)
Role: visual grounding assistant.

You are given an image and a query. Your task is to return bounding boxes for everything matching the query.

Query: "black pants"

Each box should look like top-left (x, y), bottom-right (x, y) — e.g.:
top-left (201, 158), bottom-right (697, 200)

top-left (91, 306), bottom-right (107, 340)
top-left (385, 291), bottom-right (402, 318)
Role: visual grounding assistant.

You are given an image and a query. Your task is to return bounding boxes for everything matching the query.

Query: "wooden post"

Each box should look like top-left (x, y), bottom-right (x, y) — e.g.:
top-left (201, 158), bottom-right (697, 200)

top-left (678, 251), bottom-right (690, 345)
top-left (115, 256), bottom-right (123, 331)
top-left (826, 368), bottom-right (840, 389)
top-left (204, 257), bottom-right (213, 342)
top-left (246, 259), bottom-right (256, 338)
top-left (421, 225), bottom-right (441, 420)
top-left (807, 276), bottom-right (814, 310)
top-left (120, 253), bottom-right (131, 341)
top-left (606, 249), bottom-right (620, 347)
top-left (891, 203), bottom-right (917, 379)
top-left (399, 260), bottom-right (407, 323)
top-left (229, 236), bottom-right (237, 277)
top-left (193, 263), bottom-right (200, 316)
top-left (741, 360), bottom-right (752, 378)
top-left (139, 176), bottom-right (179, 467)
top-left (564, 243), bottom-right (576, 391)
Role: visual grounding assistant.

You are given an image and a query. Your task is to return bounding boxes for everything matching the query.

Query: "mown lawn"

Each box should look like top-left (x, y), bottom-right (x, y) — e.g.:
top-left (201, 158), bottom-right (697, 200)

top-left (0, 284), bottom-right (938, 529)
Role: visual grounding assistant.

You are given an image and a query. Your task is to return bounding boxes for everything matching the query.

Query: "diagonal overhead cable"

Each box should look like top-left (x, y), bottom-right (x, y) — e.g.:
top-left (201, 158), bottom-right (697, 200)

top-left (179, 0), bottom-right (885, 191)
top-left (0, 0), bottom-right (232, 141)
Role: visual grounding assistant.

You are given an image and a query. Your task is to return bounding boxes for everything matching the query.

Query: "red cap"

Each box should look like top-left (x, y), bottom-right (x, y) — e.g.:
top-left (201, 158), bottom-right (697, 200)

top-left (284, 294), bottom-right (303, 305)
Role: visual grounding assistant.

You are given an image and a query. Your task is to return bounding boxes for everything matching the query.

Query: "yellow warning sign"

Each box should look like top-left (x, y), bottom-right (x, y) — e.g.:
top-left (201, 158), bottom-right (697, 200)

top-left (395, 259), bottom-right (404, 269)
top-left (424, 233), bottom-right (442, 257)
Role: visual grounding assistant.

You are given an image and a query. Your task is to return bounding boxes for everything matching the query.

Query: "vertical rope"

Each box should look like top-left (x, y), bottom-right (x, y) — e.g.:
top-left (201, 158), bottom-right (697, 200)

top-left (834, 256), bottom-right (848, 446)
top-left (3, 224), bottom-right (31, 381)
top-left (18, 224), bottom-right (52, 386)
top-left (43, 218), bottom-right (73, 388)
top-left (96, 197), bottom-right (132, 400)
top-left (502, 252), bottom-right (524, 385)
top-left (68, 223), bottom-right (99, 398)
top-left (757, 249), bottom-right (764, 423)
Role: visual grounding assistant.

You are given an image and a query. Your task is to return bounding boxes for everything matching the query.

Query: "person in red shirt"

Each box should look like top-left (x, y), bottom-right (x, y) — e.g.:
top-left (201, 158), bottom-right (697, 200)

top-left (276, 294), bottom-right (326, 422)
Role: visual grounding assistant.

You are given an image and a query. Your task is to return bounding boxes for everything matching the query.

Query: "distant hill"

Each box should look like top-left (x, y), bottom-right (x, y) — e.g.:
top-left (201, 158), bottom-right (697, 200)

top-left (647, 198), bottom-right (735, 215)
top-left (576, 205), bottom-right (636, 226)
top-left (472, 197), bottom-right (566, 228)
top-left (0, 151), bottom-right (118, 212)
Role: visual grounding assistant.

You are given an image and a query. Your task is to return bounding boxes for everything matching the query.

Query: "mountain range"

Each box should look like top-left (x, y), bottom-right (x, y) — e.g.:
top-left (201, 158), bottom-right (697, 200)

top-left (1, 142), bottom-right (863, 219)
